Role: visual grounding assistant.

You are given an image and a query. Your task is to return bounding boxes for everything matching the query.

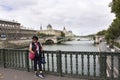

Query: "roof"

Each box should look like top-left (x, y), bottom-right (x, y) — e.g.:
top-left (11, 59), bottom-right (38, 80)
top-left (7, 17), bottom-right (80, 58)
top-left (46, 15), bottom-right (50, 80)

top-left (0, 19), bottom-right (20, 25)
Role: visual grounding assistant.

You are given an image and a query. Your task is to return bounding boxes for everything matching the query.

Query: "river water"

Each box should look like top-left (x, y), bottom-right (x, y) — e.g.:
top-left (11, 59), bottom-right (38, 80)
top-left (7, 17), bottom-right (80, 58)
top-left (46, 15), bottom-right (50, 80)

top-left (43, 40), bottom-right (98, 51)
top-left (41, 40), bottom-right (100, 76)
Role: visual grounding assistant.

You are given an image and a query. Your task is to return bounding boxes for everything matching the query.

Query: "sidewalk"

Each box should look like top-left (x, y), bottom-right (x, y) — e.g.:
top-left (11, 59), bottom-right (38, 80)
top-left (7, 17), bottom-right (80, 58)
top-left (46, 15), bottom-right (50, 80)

top-left (98, 41), bottom-right (119, 77)
top-left (0, 67), bottom-right (82, 80)
top-left (98, 42), bottom-right (110, 52)
top-left (98, 41), bottom-right (120, 52)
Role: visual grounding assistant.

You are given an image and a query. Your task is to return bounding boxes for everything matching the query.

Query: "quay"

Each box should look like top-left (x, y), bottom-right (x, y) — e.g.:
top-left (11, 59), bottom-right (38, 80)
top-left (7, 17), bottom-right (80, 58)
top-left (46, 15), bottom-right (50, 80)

top-left (0, 37), bottom-right (68, 48)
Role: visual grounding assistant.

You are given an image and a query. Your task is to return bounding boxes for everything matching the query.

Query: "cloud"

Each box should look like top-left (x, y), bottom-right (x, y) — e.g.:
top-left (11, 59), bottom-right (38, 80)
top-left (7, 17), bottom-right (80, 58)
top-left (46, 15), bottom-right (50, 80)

top-left (0, 0), bottom-right (115, 35)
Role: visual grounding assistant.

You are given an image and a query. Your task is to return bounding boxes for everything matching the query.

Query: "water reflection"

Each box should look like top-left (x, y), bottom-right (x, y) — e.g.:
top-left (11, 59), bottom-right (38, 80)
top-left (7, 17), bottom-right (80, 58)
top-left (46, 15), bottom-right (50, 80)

top-left (42, 40), bottom-right (100, 76)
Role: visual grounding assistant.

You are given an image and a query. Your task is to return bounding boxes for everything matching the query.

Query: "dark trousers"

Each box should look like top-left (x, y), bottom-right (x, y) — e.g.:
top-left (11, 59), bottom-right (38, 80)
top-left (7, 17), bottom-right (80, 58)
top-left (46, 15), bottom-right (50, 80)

top-left (34, 56), bottom-right (42, 71)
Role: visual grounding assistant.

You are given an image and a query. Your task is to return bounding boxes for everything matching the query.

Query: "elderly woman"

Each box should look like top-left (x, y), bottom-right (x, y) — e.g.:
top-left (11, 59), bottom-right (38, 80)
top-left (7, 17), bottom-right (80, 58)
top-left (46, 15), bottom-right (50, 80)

top-left (29, 35), bottom-right (44, 78)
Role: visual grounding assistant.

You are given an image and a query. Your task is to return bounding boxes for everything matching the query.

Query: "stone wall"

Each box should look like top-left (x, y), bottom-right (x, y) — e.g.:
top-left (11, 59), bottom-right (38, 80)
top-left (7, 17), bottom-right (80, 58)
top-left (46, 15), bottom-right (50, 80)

top-left (0, 39), bottom-right (46, 49)
top-left (116, 39), bottom-right (120, 44)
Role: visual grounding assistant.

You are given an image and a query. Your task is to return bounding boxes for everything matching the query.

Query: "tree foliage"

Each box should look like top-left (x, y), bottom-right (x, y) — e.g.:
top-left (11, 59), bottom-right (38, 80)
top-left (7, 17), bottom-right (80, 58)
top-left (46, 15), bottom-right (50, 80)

top-left (105, 0), bottom-right (120, 42)
top-left (61, 31), bottom-right (65, 37)
top-left (111, 0), bottom-right (120, 18)
top-left (96, 30), bottom-right (106, 35)
top-left (37, 32), bottom-right (55, 37)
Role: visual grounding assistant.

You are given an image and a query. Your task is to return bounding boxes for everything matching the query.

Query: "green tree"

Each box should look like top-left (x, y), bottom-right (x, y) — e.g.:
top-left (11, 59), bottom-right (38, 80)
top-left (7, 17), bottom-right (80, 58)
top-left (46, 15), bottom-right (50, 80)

top-left (111, 0), bottom-right (120, 18)
top-left (105, 0), bottom-right (120, 42)
top-left (36, 32), bottom-right (41, 37)
top-left (96, 30), bottom-right (106, 35)
top-left (37, 32), bottom-right (55, 37)
top-left (61, 31), bottom-right (65, 37)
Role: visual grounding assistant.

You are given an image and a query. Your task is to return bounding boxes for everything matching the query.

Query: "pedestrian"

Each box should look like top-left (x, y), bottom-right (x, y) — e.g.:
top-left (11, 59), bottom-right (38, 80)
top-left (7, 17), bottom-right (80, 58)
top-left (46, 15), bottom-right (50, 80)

top-left (29, 35), bottom-right (44, 78)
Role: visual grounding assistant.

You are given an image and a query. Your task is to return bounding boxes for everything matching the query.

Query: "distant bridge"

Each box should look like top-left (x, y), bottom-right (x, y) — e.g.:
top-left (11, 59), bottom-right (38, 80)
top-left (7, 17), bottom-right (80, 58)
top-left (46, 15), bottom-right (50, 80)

top-left (40, 37), bottom-right (67, 44)
top-left (74, 36), bottom-right (94, 41)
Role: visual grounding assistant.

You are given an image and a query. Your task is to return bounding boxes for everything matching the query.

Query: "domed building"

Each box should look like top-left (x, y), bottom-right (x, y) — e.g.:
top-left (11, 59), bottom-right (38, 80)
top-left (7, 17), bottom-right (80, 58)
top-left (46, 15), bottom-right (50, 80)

top-left (39, 24), bottom-right (62, 37)
top-left (47, 24), bottom-right (52, 30)
top-left (39, 24), bottom-right (74, 37)
top-left (63, 27), bottom-right (66, 33)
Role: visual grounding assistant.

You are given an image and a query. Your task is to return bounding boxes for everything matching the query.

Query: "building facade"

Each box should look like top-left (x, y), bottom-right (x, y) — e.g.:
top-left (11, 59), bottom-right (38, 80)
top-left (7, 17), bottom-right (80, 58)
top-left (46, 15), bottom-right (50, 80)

top-left (39, 24), bottom-right (61, 37)
top-left (63, 27), bottom-right (74, 37)
top-left (0, 19), bottom-right (36, 40)
top-left (39, 24), bottom-right (74, 37)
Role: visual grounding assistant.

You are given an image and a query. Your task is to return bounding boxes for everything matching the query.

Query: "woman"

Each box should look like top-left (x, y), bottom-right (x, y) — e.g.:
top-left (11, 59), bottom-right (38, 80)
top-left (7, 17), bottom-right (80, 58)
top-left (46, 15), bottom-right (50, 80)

top-left (29, 35), bottom-right (44, 78)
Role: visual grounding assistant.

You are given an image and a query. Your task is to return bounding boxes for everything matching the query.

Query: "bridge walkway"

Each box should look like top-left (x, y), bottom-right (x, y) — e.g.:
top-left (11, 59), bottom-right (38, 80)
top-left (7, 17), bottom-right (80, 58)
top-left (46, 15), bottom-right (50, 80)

top-left (0, 67), bottom-right (85, 80)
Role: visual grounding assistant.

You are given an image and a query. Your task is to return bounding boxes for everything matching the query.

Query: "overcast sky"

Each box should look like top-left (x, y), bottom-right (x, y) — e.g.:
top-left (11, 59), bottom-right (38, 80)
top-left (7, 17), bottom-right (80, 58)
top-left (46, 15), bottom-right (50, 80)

top-left (0, 0), bottom-right (115, 35)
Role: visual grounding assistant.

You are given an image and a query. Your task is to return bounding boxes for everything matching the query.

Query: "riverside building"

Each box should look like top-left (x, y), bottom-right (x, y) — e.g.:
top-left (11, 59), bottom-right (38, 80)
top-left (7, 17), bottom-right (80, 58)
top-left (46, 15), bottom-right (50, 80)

top-left (0, 19), bottom-right (36, 40)
top-left (39, 24), bottom-right (74, 37)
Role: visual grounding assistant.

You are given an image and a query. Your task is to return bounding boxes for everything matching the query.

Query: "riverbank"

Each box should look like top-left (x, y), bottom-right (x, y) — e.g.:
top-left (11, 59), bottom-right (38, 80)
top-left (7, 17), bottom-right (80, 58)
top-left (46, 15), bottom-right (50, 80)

top-left (0, 40), bottom-right (30, 49)
top-left (114, 43), bottom-right (120, 52)
top-left (98, 41), bottom-right (119, 78)
top-left (0, 39), bottom-right (45, 49)
top-left (98, 41), bottom-right (110, 52)
top-left (98, 41), bottom-right (120, 52)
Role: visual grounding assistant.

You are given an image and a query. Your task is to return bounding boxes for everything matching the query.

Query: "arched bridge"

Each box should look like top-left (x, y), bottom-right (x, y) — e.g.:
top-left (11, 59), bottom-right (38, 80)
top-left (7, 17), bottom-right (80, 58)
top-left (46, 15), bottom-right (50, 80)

top-left (40, 37), bottom-right (67, 44)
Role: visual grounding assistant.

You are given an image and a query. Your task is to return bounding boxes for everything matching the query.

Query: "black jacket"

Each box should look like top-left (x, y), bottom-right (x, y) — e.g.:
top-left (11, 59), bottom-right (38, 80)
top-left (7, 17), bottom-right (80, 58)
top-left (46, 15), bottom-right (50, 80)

top-left (31, 42), bottom-right (42, 57)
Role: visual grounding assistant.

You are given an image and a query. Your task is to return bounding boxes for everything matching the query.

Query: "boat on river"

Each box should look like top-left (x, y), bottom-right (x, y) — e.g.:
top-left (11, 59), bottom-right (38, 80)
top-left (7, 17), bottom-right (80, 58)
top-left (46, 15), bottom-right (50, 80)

top-left (77, 39), bottom-right (80, 41)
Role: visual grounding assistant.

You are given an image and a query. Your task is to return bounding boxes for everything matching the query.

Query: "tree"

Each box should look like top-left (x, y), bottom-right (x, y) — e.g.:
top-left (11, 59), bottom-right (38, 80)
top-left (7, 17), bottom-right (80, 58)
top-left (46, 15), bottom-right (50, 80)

top-left (37, 32), bottom-right (55, 37)
top-left (96, 30), bottom-right (106, 35)
top-left (61, 31), bottom-right (65, 37)
top-left (36, 32), bottom-right (41, 37)
top-left (111, 0), bottom-right (120, 18)
top-left (105, 0), bottom-right (120, 42)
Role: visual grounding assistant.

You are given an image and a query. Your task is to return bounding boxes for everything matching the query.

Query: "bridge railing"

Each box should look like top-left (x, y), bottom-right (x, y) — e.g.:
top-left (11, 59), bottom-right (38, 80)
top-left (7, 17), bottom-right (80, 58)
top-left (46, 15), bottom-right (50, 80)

top-left (0, 48), bottom-right (120, 79)
top-left (0, 49), bottom-right (28, 70)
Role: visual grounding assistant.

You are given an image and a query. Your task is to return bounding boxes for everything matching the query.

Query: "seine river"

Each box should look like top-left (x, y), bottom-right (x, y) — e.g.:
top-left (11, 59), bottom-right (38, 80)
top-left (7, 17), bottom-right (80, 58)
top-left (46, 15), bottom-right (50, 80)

top-left (41, 39), bottom-right (100, 76)
top-left (43, 40), bottom-right (98, 51)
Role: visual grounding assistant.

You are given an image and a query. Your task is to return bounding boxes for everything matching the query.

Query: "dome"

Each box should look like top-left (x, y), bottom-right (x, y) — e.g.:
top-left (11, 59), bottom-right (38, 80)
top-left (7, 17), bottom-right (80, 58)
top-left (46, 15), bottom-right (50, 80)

top-left (47, 24), bottom-right (52, 30)
top-left (63, 27), bottom-right (66, 33)
top-left (63, 27), bottom-right (66, 31)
